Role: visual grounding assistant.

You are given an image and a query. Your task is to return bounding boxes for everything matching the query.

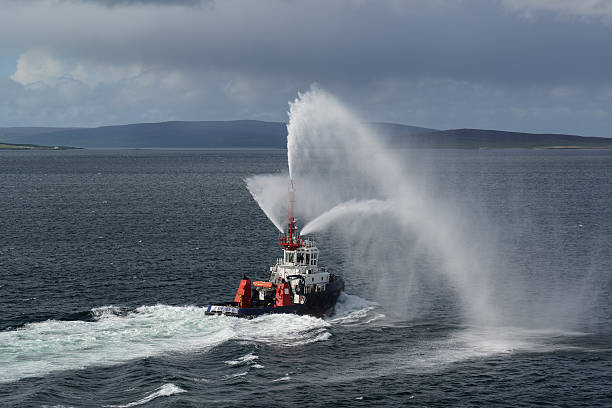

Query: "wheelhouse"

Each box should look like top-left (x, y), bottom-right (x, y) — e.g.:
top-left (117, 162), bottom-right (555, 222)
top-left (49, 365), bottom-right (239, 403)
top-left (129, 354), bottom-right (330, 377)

top-left (282, 239), bottom-right (318, 267)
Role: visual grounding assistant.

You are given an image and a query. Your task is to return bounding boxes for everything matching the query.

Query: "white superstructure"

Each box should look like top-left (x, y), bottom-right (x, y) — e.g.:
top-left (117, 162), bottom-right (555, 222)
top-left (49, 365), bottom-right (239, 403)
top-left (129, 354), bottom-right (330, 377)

top-left (269, 237), bottom-right (330, 303)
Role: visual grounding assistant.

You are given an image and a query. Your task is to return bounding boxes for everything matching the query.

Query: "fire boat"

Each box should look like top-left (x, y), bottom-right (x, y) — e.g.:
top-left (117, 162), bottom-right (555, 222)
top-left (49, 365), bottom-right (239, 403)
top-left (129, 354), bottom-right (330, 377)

top-left (205, 181), bottom-right (345, 318)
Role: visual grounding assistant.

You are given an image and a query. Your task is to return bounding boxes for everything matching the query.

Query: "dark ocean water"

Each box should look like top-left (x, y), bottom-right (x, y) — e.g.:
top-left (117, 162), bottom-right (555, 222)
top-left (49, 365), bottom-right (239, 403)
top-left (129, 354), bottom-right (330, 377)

top-left (0, 149), bottom-right (611, 407)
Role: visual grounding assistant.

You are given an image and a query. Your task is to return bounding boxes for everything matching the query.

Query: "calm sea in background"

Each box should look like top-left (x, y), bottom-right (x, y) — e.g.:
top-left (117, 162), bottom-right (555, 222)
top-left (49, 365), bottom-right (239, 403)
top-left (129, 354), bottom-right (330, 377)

top-left (0, 149), bottom-right (611, 407)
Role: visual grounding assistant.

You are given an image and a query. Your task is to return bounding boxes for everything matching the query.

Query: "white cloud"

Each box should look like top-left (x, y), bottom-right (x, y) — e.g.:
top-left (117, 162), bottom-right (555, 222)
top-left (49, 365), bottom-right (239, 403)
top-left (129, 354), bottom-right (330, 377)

top-left (10, 50), bottom-right (67, 87)
top-left (502, 0), bottom-right (612, 21)
top-left (11, 49), bottom-right (143, 88)
top-left (71, 62), bottom-right (143, 87)
top-left (77, 0), bottom-right (204, 6)
top-left (2, 54), bottom-right (298, 127)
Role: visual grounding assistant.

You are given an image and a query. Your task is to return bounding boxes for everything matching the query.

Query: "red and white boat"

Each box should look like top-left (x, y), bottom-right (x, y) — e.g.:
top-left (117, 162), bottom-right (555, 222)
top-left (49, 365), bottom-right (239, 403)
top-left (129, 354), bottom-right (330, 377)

top-left (205, 181), bottom-right (345, 318)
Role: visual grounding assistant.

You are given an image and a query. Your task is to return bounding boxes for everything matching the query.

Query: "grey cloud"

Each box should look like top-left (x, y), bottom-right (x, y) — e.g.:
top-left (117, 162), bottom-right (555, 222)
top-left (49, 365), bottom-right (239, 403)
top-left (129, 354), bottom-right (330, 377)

top-left (1, 0), bottom-right (612, 135)
top-left (69, 0), bottom-right (204, 7)
top-left (5, 0), bottom-right (205, 6)
top-left (5, 0), bottom-right (610, 86)
top-left (502, 0), bottom-right (612, 21)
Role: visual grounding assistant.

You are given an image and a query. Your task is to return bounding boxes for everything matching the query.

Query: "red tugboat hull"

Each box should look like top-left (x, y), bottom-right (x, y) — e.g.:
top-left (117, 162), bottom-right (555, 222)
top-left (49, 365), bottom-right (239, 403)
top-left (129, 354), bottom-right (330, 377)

top-left (205, 276), bottom-right (344, 318)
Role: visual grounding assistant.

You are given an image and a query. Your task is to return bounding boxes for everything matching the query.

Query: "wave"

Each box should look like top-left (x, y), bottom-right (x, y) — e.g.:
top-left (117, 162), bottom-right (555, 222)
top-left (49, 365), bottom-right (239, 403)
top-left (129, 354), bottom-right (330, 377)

top-left (222, 371), bottom-right (249, 380)
top-left (105, 383), bottom-right (185, 408)
top-left (224, 352), bottom-right (259, 366)
top-left (272, 374), bottom-right (291, 382)
top-left (328, 293), bottom-right (385, 325)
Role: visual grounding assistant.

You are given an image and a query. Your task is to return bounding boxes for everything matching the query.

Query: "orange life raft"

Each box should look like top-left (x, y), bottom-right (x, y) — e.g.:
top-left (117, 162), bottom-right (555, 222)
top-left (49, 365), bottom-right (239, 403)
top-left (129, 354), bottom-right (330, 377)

top-left (253, 281), bottom-right (274, 288)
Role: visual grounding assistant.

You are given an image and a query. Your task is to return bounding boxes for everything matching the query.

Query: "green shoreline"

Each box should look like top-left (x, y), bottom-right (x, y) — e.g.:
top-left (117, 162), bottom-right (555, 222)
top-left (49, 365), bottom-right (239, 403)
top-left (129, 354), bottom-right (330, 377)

top-left (0, 143), bottom-right (80, 150)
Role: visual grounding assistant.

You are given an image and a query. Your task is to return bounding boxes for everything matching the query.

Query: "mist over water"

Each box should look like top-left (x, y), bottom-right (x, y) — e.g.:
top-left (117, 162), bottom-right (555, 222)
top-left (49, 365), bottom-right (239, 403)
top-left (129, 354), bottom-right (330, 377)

top-left (247, 86), bottom-right (607, 332)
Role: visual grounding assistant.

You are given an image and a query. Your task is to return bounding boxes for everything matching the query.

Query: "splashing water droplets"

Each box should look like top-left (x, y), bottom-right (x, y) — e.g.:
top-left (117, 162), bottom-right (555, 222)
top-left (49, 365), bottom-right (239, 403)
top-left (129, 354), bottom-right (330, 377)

top-left (248, 86), bottom-right (500, 326)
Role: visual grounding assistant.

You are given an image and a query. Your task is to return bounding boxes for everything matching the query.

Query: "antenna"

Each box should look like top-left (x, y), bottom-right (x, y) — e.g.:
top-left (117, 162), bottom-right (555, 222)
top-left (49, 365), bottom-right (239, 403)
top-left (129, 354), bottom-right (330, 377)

top-left (278, 179), bottom-right (302, 250)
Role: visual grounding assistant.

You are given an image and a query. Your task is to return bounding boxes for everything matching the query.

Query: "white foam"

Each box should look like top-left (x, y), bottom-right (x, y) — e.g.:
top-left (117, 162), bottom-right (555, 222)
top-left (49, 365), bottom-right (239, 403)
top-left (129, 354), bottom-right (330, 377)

top-left (91, 305), bottom-right (126, 319)
top-left (1, 294), bottom-right (387, 384)
top-left (41, 405), bottom-right (75, 408)
top-left (105, 383), bottom-right (185, 408)
top-left (328, 293), bottom-right (385, 325)
top-left (0, 304), bottom-right (330, 384)
top-left (310, 330), bottom-right (332, 342)
top-left (224, 352), bottom-right (258, 366)
top-left (223, 371), bottom-right (248, 380)
top-left (237, 313), bottom-right (331, 347)
top-left (272, 374), bottom-right (291, 382)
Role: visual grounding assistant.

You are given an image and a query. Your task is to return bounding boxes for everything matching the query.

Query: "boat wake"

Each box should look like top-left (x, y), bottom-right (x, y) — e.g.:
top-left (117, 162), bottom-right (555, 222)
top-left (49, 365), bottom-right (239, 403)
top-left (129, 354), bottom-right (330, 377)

top-left (0, 295), bottom-right (376, 384)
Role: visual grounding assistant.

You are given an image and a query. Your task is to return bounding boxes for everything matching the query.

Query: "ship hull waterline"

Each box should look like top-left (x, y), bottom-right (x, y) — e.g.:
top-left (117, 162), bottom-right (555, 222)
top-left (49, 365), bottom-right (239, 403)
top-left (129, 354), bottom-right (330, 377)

top-left (205, 277), bottom-right (344, 319)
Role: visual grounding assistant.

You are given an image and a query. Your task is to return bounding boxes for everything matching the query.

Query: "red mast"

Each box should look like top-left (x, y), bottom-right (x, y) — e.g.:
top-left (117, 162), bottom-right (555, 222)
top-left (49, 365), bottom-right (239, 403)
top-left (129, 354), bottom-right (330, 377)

top-left (278, 179), bottom-right (302, 250)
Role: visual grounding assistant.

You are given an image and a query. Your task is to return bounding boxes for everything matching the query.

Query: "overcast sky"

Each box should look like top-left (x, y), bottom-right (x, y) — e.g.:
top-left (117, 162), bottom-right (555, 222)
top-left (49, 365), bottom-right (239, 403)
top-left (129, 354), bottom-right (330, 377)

top-left (1, 0), bottom-right (612, 136)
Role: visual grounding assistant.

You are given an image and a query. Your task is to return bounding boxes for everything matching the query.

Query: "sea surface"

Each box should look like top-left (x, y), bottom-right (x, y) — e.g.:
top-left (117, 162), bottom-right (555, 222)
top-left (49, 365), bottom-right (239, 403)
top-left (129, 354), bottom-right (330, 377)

top-left (0, 148), bottom-right (611, 407)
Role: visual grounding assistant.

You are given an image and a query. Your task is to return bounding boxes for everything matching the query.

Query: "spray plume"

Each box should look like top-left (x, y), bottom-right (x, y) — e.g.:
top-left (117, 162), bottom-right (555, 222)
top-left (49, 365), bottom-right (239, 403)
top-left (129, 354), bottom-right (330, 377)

top-left (246, 85), bottom-right (501, 326)
top-left (248, 84), bottom-right (607, 333)
top-left (301, 199), bottom-right (394, 235)
top-left (246, 174), bottom-right (287, 232)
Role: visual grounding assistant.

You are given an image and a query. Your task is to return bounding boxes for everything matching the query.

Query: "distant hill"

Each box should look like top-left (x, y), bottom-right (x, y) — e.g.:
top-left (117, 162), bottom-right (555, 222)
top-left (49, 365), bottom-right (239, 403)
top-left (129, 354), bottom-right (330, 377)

top-left (369, 122), bottom-right (437, 137)
top-left (405, 128), bottom-right (612, 149)
top-left (1, 121), bottom-right (610, 149)
top-left (0, 121), bottom-right (286, 149)
top-left (0, 127), bottom-right (80, 142)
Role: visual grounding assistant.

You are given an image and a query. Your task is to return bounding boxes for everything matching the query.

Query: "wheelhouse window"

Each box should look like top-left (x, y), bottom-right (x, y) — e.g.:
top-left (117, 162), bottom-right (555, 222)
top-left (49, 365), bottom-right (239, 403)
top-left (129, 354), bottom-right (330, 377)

top-left (285, 251), bottom-right (295, 263)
